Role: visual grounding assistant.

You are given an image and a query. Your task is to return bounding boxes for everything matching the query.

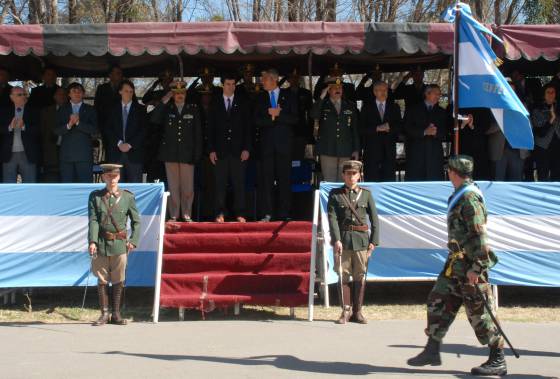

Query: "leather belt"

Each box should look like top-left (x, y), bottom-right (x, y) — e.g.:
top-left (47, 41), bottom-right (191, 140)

top-left (104, 230), bottom-right (127, 241)
top-left (341, 225), bottom-right (369, 232)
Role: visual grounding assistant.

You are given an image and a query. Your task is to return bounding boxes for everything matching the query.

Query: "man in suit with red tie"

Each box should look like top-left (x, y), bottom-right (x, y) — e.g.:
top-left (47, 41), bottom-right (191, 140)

top-left (359, 81), bottom-right (403, 182)
top-left (105, 80), bottom-right (147, 183)
top-left (254, 68), bottom-right (298, 221)
top-left (207, 73), bottom-right (252, 222)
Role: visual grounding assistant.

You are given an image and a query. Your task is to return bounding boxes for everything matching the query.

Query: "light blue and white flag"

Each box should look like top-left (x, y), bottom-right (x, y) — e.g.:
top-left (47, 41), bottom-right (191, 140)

top-left (443, 2), bottom-right (534, 149)
top-left (0, 183), bottom-right (165, 287)
top-left (320, 182), bottom-right (560, 287)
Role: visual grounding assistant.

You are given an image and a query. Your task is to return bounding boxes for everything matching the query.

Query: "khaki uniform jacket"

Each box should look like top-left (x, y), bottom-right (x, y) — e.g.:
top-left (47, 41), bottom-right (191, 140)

top-left (327, 186), bottom-right (379, 251)
top-left (88, 188), bottom-right (141, 257)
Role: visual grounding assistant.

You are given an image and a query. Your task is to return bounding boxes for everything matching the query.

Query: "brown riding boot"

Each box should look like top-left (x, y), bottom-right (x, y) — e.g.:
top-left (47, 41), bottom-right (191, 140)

top-left (110, 282), bottom-right (128, 325)
top-left (93, 284), bottom-right (110, 326)
top-left (336, 283), bottom-right (353, 324)
top-left (351, 280), bottom-right (367, 324)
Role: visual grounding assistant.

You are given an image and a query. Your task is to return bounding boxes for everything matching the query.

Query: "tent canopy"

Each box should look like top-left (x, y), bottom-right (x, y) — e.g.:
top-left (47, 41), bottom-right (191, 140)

top-left (0, 21), bottom-right (558, 79)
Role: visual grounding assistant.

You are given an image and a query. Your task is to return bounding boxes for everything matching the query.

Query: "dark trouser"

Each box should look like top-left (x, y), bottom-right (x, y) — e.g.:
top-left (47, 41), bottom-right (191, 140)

top-left (261, 150), bottom-right (291, 219)
top-left (534, 136), bottom-right (560, 181)
top-left (60, 161), bottom-right (92, 183)
top-left (494, 147), bottom-right (523, 181)
top-left (40, 164), bottom-right (60, 183)
top-left (364, 147), bottom-right (396, 182)
top-left (3, 151), bottom-right (36, 183)
top-left (118, 153), bottom-right (143, 183)
top-left (214, 154), bottom-right (246, 217)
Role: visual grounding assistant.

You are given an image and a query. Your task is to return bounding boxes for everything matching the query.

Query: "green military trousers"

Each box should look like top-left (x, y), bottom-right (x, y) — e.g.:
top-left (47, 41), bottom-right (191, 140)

top-left (425, 274), bottom-right (504, 348)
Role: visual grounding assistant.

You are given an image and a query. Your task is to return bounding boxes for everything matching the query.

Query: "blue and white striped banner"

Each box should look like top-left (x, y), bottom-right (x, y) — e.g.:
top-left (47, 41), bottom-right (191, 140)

top-left (320, 182), bottom-right (560, 286)
top-left (0, 183), bottom-right (165, 287)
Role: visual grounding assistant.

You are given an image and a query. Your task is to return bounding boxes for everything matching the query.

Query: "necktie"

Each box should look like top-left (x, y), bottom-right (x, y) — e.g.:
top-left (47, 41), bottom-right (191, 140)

top-left (270, 91), bottom-right (277, 108)
top-left (427, 104), bottom-right (432, 112)
top-left (378, 102), bottom-right (384, 119)
top-left (72, 104), bottom-right (79, 114)
top-left (227, 97), bottom-right (231, 113)
top-left (122, 105), bottom-right (128, 142)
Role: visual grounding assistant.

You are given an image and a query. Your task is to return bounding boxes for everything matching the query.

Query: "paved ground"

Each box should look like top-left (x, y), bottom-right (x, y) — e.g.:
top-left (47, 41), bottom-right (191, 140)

top-left (1, 319), bottom-right (558, 378)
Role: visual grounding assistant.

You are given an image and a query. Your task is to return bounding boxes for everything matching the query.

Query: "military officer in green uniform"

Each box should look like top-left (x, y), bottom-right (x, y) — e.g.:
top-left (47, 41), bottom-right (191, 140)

top-left (327, 160), bottom-right (379, 324)
top-left (407, 155), bottom-right (507, 376)
top-left (311, 76), bottom-right (360, 182)
top-left (88, 163), bottom-right (141, 326)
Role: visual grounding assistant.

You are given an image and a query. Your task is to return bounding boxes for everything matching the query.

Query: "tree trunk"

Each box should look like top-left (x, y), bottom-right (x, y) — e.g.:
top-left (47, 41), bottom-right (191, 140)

top-left (325, 0), bottom-right (336, 21)
top-left (49, 0), bottom-right (58, 24)
top-left (253, 0), bottom-right (261, 20)
top-left (494, 0), bottom-right (502, 25)
top-left (150, 0), bottom-right (159, 21)
top-left (315, 0), bottom-right (323, 21)
top-left (176, 0), bottom-right (183, 21)
top-left (288, 0), bottom-right (297, 21)
top-left (68, 0), bottom-right (77, 23)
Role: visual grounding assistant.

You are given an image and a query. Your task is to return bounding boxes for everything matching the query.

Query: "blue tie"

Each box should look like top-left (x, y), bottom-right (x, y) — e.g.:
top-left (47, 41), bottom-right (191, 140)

top-left (72, 104), bottom-right (80, 114)
top-left (122, 105), bottom-right (129, 142)
top-left (270, 91), bottom-right (277, 108)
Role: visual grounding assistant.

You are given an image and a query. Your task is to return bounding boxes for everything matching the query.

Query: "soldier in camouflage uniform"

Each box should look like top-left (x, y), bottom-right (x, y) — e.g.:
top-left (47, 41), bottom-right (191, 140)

top-left (88, 164), bottom-right (141, 326)
top-left (407, 155), bottom-right (507, 376)
top-left (327, 160), bottom-right (379, 324)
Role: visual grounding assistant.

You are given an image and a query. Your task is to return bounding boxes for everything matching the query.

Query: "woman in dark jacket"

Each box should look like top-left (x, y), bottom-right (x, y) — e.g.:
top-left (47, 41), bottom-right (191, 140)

top-left (151, 82), bottom-right (202, 221)
top-left (531, 84), bottom-right (560, 181)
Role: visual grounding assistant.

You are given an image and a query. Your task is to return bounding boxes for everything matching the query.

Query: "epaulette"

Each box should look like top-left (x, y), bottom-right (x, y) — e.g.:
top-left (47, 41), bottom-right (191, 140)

top-left (123, 189), bottom-right (135, 196)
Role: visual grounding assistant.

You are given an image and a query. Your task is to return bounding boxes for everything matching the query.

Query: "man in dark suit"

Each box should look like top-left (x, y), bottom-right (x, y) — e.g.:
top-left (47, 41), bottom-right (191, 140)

top-left (254, 68), bottom-right (298, 221)
top-left (28, 67), bottom-right (59, 110)
top-left (0, 86), bottom-right (40, 182)
top-left (360, 81), bottom-right (403, 182)
top-left (40, 86), bottom-right (68, 182)
top-left (287, 68), bottom-right (314, 161)
top-left (404, 84), bottom-right (448, 181)
top-left (393, 67), bottom-right (427, 109)
top-left (207, 73), bottom-right (252, 222)
top-left (55, 82), bottom-right (98, 183)
top-left (94, 65), bottom-right (123, 146)
top-left (0, 67), bottom-right (13, 108)
top-left (105, 80), bottom-right (147, 183)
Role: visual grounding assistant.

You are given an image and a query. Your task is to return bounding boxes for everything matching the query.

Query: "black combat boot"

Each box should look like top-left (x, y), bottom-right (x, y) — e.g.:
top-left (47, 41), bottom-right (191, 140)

top-left (336, 283), bottom-right (353, 324)
top-left (93, 284), bottom-right (110, 326)
top-left (351, 280), bottom-right (367, 324)
top-left (110, 282), bottom-right (128, 325)
top-left (471, 346), bottom-right (507, 376)
top-left (407, 337), bottom-right (442, 366)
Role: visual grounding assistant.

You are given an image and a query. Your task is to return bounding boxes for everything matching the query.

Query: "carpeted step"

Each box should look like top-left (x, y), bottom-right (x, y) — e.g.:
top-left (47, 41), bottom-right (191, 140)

top-left (164, 232), bottom-right (311, 254)
top-left (163, 252), bottom-right (310, 274)
top-left (165, 221), bottom-right (312, 234)
top-left (161, 272), bottom-right (309, 296)
top-left (160, 293), bottom-right (309, 308)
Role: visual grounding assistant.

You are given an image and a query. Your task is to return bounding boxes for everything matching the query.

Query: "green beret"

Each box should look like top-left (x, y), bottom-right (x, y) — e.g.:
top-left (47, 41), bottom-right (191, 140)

top-left (100, 163), bottom-right (123, 174)
top-left (342, 160), bottom-right (362, 172)
top-left (448, 155), bottom-right (474, 176)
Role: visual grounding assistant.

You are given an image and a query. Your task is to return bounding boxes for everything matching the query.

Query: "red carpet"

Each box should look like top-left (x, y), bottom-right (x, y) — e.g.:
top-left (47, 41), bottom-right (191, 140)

top-left (160, 221), bottom-right (312, 312)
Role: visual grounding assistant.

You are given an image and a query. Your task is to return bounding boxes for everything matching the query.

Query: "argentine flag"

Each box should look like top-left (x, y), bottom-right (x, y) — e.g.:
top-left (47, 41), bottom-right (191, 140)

top-left (443, 3), bottom-right (534, 150)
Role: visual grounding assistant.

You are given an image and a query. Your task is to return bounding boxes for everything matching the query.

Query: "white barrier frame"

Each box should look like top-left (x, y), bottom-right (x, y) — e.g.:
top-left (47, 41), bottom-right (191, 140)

top-left (307, 190), bottom-right (320, 321)
top-left (152, 191), bottom-right (169, 323)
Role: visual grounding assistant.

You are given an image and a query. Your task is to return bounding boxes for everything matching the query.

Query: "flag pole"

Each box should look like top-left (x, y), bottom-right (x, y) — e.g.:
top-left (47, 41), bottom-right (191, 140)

top-left (453, 3), bottom-right (461, 156)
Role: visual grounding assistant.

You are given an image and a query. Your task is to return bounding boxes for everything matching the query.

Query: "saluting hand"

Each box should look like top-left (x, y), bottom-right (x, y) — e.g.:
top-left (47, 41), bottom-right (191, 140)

top-left (88, 243), bottom-right (97, 257)
top-left (334, 240), bottom-right (343, 257)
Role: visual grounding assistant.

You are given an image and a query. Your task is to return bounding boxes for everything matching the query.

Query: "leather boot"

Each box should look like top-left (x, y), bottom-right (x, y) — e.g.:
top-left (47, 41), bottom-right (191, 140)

top-left (407, 337), bottom-right (442, 366)
top-left (336, 283), bottom-right (353, 324)
top-left (471, 346), bottom-right (507, 376)
top-left (351, 280), bottom-right (367, 324)
top-left (93, 284), bottom-right (110, 326)
top-left (110, 282), bottom-right (128, 325)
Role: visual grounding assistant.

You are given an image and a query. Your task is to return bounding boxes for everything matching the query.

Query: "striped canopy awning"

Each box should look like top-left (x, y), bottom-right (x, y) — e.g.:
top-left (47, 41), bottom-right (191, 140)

top-left (0, 21), bottom-right (558, 78)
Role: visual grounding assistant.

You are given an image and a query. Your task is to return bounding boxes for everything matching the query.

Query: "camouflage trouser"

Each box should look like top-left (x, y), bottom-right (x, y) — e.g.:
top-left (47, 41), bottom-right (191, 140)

top-left (425, 274), bottom-right (504, 348)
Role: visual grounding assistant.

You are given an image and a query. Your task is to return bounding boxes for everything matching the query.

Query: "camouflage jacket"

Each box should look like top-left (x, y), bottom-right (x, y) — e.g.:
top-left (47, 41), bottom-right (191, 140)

top-left (447, 180), bottom-right (498, 278)
top-left (327, 185), bottom-right (379, 251)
